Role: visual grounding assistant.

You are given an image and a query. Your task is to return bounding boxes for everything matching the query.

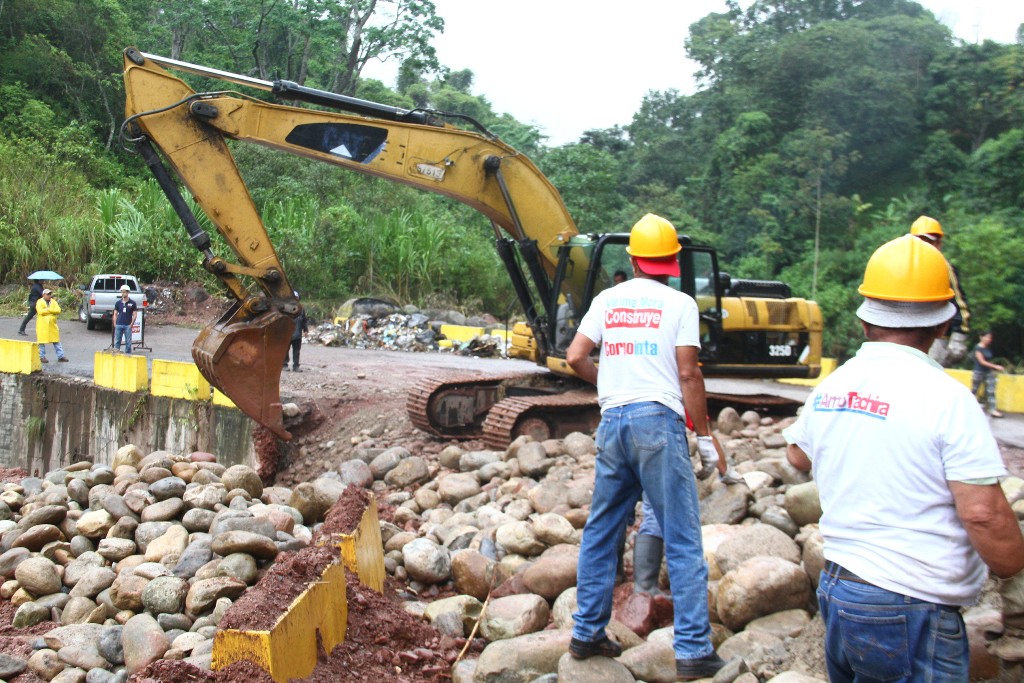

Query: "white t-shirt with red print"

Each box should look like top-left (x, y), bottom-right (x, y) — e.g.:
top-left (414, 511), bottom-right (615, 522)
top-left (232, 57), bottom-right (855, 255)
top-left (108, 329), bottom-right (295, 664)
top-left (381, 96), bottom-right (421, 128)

top-left (576, 277), bottom-right (701, 417)
top-left (783, 342), bottom-right (1006, 606)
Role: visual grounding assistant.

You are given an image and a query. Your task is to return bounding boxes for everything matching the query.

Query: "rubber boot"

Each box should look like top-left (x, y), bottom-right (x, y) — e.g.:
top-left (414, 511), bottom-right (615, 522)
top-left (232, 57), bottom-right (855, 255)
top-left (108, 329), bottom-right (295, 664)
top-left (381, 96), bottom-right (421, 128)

top-left (633, 534), bottom-right (664, 594)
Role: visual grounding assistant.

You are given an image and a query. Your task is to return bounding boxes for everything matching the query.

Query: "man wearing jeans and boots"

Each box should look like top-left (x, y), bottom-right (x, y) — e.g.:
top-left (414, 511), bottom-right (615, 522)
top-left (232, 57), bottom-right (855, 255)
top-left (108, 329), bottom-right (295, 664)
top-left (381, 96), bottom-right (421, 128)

top-left (785, 234), bottom-right (1024, 682)
top-left (566, 213), bottom-right (727, 680)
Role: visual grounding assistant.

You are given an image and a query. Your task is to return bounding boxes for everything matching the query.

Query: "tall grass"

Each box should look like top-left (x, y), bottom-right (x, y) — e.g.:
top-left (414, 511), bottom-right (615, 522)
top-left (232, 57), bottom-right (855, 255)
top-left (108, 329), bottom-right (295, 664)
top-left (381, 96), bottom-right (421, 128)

top-left (0, 136), bottom-right (101, 285)
top-left (3, 133), bottom-right (515, 319)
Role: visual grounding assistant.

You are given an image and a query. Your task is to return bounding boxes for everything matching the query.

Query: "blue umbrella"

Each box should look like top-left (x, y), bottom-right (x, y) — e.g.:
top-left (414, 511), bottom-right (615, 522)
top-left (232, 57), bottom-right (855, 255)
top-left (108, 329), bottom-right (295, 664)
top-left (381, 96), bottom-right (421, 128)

top-left (27, 270), bottom-right (64, 281)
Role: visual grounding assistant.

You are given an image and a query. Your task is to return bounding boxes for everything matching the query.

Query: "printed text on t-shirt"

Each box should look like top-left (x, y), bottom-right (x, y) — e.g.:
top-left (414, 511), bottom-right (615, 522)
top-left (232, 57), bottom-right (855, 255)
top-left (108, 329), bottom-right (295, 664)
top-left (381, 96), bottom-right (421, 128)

top-left (605, 308), bottom-right (663, 328)
top-left (813, 391), bottom-right (890, 419)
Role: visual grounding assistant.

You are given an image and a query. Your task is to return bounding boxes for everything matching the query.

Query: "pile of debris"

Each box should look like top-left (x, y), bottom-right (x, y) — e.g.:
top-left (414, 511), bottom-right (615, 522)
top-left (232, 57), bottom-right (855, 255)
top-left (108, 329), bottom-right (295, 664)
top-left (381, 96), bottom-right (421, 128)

top-left (305, 298), bottom-right (510, 358)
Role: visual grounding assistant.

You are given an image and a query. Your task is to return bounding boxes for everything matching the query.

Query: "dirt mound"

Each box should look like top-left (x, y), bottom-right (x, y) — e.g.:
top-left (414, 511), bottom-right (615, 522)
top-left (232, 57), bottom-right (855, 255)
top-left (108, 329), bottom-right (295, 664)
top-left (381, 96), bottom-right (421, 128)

top-left (133, 486), bottom-right (465, 683)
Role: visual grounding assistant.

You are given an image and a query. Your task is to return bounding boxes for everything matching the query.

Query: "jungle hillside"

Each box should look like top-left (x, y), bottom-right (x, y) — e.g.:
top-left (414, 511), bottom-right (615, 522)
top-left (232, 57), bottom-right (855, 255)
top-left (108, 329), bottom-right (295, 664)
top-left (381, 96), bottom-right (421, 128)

top-left (1, 0), bottom-right (1022, 364)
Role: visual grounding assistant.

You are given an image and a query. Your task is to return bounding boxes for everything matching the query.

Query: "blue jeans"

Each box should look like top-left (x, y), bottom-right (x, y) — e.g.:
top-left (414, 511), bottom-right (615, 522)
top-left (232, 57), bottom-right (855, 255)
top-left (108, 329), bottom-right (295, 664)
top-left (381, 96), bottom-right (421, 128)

top-left (638, 494), bottom-right (663, 538)
top-left (573, 402), bottom-right (712, 659)
top-left (39, 342), bottom-right (65, 360)
top-left (817, 566), bottom-right (968, 682)
top-left (114, 324), bottom-right (132, 353)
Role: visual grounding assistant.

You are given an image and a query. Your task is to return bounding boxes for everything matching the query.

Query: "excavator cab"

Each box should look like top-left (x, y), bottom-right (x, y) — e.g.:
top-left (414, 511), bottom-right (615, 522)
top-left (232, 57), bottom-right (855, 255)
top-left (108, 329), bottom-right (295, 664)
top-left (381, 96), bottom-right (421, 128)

top-left (546, 232), bottom-right (725, 360)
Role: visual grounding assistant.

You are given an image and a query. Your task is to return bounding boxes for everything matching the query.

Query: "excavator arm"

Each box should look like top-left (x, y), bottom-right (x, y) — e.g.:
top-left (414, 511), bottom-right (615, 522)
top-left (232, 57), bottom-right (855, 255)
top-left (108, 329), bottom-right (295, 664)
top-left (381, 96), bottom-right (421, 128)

top-left (121, 48), bottom-right (581, 438)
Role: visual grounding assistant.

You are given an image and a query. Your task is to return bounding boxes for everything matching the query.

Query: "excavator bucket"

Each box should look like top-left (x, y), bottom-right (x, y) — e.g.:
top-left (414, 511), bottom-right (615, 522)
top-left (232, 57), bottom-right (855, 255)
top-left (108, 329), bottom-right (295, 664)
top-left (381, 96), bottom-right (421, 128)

top-left (192, 301), bottom-right (294, 440)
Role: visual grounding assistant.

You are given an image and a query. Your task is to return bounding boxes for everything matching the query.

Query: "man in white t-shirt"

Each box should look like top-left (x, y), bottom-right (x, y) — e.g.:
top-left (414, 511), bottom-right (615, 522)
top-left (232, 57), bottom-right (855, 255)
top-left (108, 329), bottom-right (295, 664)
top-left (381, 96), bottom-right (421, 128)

top-left (566, 214), bottom-right (727, 681)
top-left (784, 234), bottom-right (1024, 682)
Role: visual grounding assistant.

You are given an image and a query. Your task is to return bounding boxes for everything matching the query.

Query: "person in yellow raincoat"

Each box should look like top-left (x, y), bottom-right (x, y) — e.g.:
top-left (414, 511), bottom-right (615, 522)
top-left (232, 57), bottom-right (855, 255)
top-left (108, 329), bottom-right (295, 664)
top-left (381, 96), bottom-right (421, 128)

top-left (35, 289), bottom-right (68, 363)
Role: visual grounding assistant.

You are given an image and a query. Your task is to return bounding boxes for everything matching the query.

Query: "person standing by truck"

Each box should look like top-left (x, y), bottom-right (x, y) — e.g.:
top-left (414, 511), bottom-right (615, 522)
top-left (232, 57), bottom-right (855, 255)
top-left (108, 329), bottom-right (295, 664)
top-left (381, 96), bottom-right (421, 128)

top-left (113, 284), bottom-right (139, 354)
top-left (18, 279), bottom-right (44, 336)
top-left (36, 289), bottom-right (67, 363)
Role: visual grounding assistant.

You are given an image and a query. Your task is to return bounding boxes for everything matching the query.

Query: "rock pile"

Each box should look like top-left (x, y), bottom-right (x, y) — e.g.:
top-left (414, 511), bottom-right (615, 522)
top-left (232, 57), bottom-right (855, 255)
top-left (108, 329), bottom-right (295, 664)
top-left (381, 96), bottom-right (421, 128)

top-left (0, 446), bottom-right (349, 682)
top-left (0, 406), bottom-right (1021, 683)
top-left (347, 407), bottom-right (1022, 683)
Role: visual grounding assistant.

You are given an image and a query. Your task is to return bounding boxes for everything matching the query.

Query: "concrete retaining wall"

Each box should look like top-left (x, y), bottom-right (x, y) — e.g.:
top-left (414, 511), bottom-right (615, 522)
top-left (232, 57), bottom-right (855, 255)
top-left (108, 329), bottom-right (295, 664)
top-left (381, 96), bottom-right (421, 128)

top-left (0, 374), bottom-right (254, 474)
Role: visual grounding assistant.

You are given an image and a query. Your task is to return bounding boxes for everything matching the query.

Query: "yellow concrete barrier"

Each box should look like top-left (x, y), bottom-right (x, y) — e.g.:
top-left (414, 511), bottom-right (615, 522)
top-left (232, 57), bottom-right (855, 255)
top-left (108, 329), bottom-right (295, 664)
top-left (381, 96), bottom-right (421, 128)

top-left (0, 339), bottom-right (41, 374)
top-left (440, 324), bottom-right (485, 343)
top-left (335, 497), bottom-right (386, 593)
top-left (151, 360), bottom-right (211, 400)
top-left (946, 369), bottom-right (972, 390)
top-left (211, 498), bottom-right (385, 682)
top-left (93, 352), bottom-right (148, 392)
top-left (486, 328), bottom-right (512, 342)
top-left (996, 374), bottom-right (1024, 413)
top-left (211, 561), bottom-right (348, 682)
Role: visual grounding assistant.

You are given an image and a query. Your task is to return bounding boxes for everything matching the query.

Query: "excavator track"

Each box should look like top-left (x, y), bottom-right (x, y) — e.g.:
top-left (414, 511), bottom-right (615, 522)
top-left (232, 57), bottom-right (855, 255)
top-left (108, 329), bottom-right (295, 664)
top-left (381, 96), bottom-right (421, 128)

top-left (406, 372), bottom-right (594, 445)
top-left (706, 391), bottom-right (803, 416)
top-left (406, 372), bottom-right (541, 441)
top-left (480, 391), bottom-right (601, 450)
top-left (407, 373), bottom-right (805, 448)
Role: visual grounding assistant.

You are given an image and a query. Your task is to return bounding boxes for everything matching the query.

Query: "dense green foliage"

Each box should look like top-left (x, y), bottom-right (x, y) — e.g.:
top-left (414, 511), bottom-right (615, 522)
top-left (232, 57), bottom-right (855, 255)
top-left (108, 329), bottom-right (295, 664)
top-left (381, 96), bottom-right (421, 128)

top-left (1, 0), bottom-right (1022, 363)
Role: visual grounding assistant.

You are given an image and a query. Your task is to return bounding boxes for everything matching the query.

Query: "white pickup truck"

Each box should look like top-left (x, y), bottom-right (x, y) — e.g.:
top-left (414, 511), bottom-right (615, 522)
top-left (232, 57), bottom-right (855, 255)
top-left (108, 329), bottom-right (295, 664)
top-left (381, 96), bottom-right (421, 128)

top-left (77, 274), bottom-right (146, 330)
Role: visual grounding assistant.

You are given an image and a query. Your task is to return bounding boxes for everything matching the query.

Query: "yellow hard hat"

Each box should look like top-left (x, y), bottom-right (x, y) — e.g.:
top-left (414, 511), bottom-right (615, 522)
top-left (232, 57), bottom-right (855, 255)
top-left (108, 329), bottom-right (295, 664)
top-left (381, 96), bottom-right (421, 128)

top-left (858, 234), bottom-right (953, 302)
top-left (909, 215), bottom-right (944, 238)
top-left (626, 214), bottom-right (682, 259)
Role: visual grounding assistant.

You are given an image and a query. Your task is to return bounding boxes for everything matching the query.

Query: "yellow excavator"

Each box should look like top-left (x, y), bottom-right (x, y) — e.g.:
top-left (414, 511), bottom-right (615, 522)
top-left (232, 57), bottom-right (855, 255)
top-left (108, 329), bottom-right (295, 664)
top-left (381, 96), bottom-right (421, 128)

top-left (121, 48), bottom-right (822, 447)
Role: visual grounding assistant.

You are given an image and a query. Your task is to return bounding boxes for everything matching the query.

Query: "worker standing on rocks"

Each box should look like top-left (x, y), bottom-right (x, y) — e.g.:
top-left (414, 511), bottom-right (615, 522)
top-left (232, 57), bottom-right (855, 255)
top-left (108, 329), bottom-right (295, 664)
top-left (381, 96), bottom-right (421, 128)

top-left (784, 234), bottom-right (1024, 682)
top-left (566, 213), bottom-right (727, 680)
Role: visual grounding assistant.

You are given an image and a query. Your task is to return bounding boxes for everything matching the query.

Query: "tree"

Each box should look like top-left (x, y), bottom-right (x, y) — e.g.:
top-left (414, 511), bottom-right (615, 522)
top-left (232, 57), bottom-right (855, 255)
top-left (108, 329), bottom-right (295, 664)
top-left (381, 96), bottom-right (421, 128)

top-left (778, 127), bottom-right (857, 295)
top-left (538, 144), bottom-right (625, 233)
top-left (965, 130), bottom-right (1024, 212)
top-left (325, 0), bottom-right (443, 96)
top-left (925, 40), bottom-right (1024, 153)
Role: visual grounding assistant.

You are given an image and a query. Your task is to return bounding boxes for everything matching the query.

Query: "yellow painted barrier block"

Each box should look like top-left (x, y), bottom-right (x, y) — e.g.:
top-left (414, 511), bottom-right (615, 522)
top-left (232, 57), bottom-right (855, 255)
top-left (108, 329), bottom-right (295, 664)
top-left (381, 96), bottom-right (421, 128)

top-left (212, 388), bottom-right (237, 408)
top-left (211, 500), bottom-right (385, 681)
top-left (151, 359), bottom-right (211, 401)
top-left (0, 339), bottom-right (41, 374)
top-left (996, 374), bottom-right (1024, 413)
top-left (335, 497), bottom-right (386, 593)
top-left (779, 358), bottom-right (838, 387)
top-left (945, 369), bottom-right (972, 390)
top-left (440, 324), bottom-right (485, 343)
top-left (437, 339), bottom-right (453, 349)
top-left (486, 328), bottom-right (512, 342)
top-left (212, 561), bottom-right (348, 682)
top-left (93, 352), bottom-right (148, 392)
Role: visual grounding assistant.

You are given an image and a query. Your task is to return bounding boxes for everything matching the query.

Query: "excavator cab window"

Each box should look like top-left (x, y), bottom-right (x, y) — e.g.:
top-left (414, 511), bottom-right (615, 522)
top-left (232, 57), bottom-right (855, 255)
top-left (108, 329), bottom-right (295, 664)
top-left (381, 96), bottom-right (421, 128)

top-left (679, 247), bottom-right (723, 357)
top-left (285, 123), bottom-right (389, 163)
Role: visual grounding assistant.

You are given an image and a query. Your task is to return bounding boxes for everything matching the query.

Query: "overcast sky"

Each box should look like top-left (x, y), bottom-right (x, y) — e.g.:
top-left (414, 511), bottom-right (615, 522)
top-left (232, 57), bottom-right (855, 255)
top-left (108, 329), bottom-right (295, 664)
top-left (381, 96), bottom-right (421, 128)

top-left (362, 0), bottom-right (1023, 146)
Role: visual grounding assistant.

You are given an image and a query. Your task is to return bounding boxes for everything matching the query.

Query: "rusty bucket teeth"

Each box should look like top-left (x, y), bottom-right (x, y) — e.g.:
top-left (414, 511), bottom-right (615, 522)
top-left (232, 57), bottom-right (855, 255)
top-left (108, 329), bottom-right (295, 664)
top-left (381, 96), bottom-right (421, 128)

top-left (192, 301), bottom-right (294, 440)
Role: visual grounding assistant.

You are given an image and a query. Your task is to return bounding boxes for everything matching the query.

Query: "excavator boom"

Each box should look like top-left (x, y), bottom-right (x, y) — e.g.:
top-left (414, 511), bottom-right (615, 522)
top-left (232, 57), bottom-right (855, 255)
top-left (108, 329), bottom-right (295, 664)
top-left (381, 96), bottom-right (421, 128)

top-left (121, 48), bottom-right (583, 439)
